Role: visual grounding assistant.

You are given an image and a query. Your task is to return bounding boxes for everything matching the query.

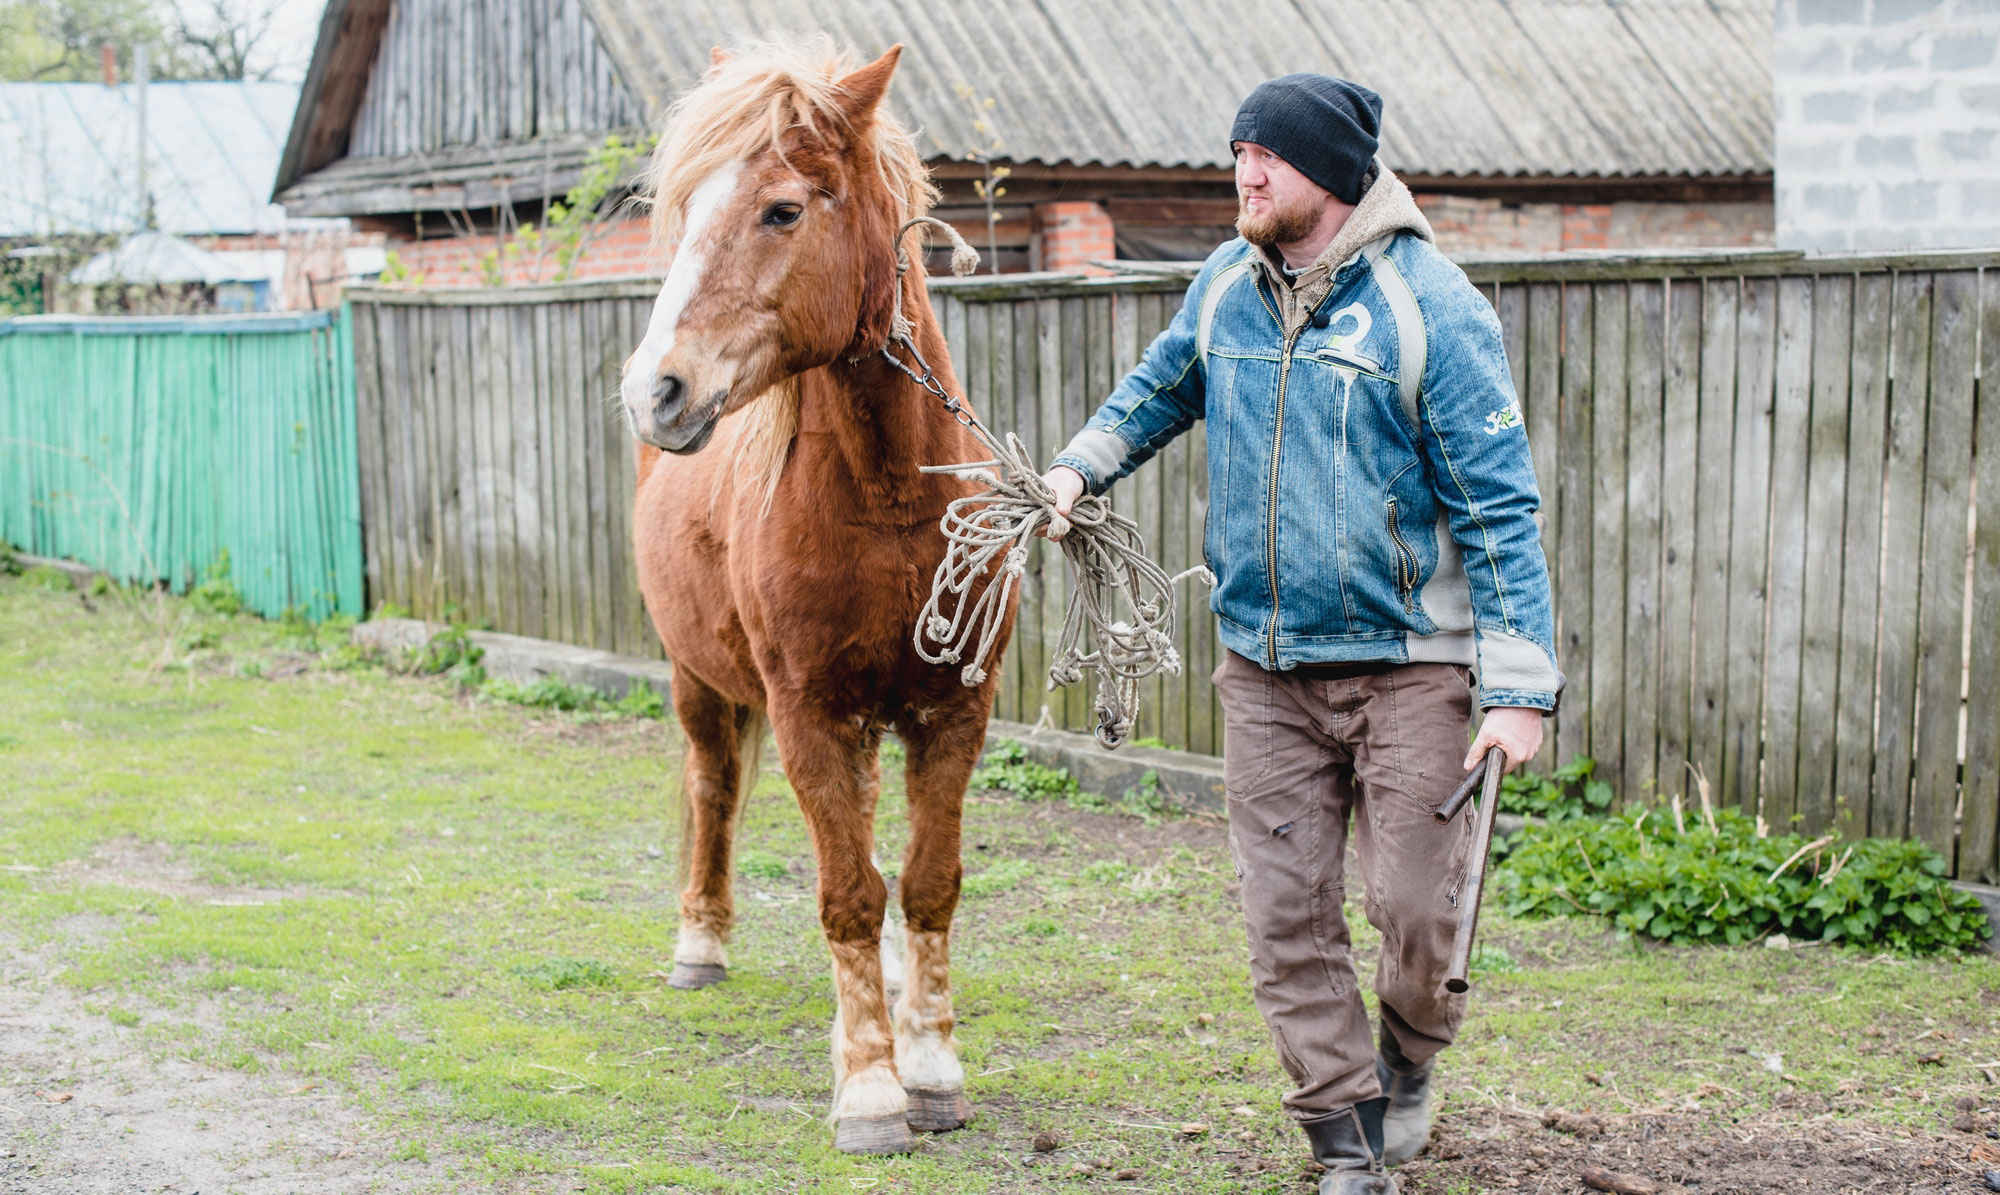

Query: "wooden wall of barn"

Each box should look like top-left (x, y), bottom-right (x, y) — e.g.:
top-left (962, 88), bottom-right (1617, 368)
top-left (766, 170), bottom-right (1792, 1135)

top-left (345, 248), bottom-right (2000, 882)
top-left (349, 0), bottom-right (643, 158)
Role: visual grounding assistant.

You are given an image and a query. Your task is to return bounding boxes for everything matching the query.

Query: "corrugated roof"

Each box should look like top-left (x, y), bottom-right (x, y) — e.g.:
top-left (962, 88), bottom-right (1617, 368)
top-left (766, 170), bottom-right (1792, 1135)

top-left (67, 231), bottom-right (274, 284)
top-left (0, 82), bottom-right (299, 238)
top-left (582, 0), bottom-right (1771, 178)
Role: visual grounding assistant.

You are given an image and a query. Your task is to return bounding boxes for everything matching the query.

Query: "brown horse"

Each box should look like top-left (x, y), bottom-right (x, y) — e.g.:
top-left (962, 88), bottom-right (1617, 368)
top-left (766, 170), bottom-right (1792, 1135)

top-left (618, 41), bottom-right (1014, 1155)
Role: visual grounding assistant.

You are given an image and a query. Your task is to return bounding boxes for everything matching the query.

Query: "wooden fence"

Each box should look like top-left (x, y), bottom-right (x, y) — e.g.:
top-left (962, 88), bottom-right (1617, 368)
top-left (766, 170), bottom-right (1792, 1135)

top-left (1, 311), bottom-right (363, 620)
top-left (345, 247), bottom-right (1999, 881)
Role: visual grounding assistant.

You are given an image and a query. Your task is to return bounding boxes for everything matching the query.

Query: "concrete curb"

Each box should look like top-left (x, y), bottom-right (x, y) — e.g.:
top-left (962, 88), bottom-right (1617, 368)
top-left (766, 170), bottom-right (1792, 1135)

top-left (349, 616), bottom-right (1994, 954)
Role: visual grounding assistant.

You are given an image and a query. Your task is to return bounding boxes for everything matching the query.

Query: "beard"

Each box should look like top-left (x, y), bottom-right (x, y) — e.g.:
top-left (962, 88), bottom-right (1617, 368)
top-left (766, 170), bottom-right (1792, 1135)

top-left (1236, 193), bottom-right (1320, 248)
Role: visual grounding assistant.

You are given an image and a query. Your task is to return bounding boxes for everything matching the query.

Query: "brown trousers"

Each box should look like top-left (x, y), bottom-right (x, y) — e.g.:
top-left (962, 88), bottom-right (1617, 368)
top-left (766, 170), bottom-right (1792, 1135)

top-left (1211, 650), bottom-right (1478, 1118)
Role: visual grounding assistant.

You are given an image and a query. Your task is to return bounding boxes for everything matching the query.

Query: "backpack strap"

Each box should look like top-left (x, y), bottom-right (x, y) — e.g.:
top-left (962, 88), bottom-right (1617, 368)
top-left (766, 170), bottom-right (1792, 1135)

top-left (1363, 235), bottom-right (1426, 431)
top-left (1196, 258), bottom-right (1256, 364)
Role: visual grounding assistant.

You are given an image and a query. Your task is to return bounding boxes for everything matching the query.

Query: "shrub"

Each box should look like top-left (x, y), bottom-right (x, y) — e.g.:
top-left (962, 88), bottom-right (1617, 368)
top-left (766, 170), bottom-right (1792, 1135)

top-left (971, 740), bottom-right (1079, 802)
top-left (1496, 807), bottom-right (1989, 955)
top-left (189, 551), bottom-right (243, 616)
top-left (1498, 755), bottom-right (1614, 822)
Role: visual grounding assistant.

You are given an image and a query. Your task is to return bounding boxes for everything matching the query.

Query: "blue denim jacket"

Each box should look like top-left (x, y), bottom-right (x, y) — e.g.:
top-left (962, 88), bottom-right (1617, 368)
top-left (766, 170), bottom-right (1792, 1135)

top-left (1052, 174), bottom-right (1562, 710)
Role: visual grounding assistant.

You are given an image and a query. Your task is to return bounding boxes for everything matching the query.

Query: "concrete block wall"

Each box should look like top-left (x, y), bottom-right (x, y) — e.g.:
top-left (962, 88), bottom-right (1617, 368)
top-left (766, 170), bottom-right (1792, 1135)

top-left (1776, 0), bottom-right (2000, 251)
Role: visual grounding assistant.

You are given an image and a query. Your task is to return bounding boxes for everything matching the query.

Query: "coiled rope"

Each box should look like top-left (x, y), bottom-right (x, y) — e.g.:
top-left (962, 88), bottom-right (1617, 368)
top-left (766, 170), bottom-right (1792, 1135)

top-left (878, 218), bottom-right (1213, 748)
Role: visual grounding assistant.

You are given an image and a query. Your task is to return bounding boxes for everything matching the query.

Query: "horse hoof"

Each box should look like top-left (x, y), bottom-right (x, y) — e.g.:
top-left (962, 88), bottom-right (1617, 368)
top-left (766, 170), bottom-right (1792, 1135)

top-left (667, 962), bottom-right (727, 990)
top-left (905, 1087), bottom-right (972, 1132)
top-left (834, 1113), bottom-right (915, 1155)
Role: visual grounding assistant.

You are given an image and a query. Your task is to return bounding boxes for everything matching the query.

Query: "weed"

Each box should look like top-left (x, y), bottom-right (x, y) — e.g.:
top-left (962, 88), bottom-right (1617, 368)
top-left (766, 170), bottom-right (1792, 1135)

top-left (22, 564), bottom-right (70, 591)
top-left (613, 684), bottom-right (667, 719)
top-left (971, 739), bottom-right (1079, 802)
top-left (0, 540), bottom-right (20, 576)
top-left (1498, 808), bottom-right (1989, 954)
top-left (188, 551), bottom-right (243, 616)
top-left (961, 858), bottom-right (1036, 898)
top-left (1017, 916), bottom-right (1062, 938)
top-left (737, 849), bottom-right (790, 881)
top-left (1498, 755), bottom-right (1613, 821)
top-left (511, 959), bottom-right (619, 991)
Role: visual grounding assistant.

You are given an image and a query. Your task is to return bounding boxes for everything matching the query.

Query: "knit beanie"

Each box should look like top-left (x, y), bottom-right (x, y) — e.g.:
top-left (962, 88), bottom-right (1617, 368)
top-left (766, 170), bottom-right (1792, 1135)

top-left (1229, 74), bottom-right (1383, 204)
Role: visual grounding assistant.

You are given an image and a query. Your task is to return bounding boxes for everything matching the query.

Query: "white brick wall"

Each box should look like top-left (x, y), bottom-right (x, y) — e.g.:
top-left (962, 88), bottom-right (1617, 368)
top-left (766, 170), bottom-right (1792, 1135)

top-left (1775, 0), bottom-right (2000, 252)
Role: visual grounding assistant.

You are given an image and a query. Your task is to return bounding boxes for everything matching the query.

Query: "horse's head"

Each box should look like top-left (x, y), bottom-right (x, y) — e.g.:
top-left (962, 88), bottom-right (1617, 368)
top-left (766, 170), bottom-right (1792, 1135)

top-left (621, 42), bottom-right (931, 454)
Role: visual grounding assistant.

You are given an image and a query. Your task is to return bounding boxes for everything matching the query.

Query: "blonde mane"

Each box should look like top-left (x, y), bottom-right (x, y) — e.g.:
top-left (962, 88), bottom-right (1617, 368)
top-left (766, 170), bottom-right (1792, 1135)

top-left (639, 37), bottom-right (937, 515)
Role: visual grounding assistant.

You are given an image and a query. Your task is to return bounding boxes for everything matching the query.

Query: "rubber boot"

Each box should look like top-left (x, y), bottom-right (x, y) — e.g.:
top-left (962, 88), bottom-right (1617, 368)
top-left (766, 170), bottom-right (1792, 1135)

top-left (1376, 1029), bottom-right (1436, 1166)
top-left (1300, 1097), bottom-right (1397, 1195)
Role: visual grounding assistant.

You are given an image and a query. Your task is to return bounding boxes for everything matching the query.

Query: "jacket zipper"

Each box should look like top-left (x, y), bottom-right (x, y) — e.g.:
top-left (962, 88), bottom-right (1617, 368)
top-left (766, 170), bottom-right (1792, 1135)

top-left (1264, 323), bottom-right (1304, 668)
top-left (1386, 497), bottom-right (1418, 613)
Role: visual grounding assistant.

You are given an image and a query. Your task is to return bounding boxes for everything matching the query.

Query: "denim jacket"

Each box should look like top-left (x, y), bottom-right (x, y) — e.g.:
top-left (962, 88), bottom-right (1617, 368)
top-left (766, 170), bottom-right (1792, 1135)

top-left (1052, 169), bottom-right (1563, 710)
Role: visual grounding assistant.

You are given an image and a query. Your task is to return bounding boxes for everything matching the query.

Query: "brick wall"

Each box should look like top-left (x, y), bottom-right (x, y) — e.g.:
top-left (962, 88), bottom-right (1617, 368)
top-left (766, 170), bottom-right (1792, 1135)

top-left (1775, 0), bottom-right (2000, 251)
top-left (385, 189), bottom-right (1773, 283)
top-left (1034, 201), bottom-right (1116, 273)
top-left (1416, 195), bottom-right (1774, 255)
top-left (387, 215), bottom-right (658, 287)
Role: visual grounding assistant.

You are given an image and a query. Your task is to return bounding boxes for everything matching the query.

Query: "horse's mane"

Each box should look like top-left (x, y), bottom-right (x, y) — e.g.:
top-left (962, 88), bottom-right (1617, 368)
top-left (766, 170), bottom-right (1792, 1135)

top-left (638, 37), bottom-right (938, 515)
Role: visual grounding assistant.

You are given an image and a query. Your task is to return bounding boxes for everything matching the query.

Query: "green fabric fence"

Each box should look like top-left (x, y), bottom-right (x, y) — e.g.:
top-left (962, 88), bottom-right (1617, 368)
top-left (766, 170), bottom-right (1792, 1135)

top-left (0, 309), bottom-right (362, 620)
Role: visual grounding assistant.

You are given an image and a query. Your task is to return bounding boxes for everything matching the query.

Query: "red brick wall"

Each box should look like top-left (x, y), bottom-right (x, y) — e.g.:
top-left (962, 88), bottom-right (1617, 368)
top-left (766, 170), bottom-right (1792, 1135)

top-left (1414, 194), bottom-right (1773, 255)
top-left (1034, 201), bottom-right (1116, 274)
top-left (381, 193), bottom-right (1772, 284)
top-left (386, 216), bottom-right (659, 287)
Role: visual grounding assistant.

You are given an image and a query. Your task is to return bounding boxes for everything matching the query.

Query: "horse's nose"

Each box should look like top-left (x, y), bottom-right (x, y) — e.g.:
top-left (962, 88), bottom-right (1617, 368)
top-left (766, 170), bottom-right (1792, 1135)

top-left (651, 373), bottom-right (686, 417)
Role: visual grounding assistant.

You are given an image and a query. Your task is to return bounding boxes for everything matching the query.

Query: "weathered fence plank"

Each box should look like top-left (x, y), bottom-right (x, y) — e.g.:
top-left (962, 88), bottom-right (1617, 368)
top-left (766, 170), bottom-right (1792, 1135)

top-left (1964, 270), bottom-right (2000, 884)
top-left (1911, 273), bottom-right (1978, 860)
top-left (1834, 273), bottom-right (1891, 843)
top-left (1762, 276), bottom-right (1814, 830)
top-left (1798, 274), bottom-right (1852, 835)
top-left (1657, 280), bottom-right (1701, 803)
top-left (1557, 283), bottom-right (1594, 767)
top-left (1874, 271), bottom-right (1933, 840)
top-left (1623, 281), bottom-right (1663, 804)
top-left (1724, 278), bottom-right (1776, 814)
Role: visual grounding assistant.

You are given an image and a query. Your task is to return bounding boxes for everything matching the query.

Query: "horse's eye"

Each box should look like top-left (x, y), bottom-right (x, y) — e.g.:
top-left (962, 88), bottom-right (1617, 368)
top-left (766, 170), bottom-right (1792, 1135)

top-left (762, 203), bottom-right (803, 228)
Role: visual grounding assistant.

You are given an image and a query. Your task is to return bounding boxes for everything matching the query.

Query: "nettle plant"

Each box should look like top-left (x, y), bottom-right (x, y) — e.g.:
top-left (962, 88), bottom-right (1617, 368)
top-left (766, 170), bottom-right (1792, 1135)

top-left (1496, 800), bottom-right (1988, 956)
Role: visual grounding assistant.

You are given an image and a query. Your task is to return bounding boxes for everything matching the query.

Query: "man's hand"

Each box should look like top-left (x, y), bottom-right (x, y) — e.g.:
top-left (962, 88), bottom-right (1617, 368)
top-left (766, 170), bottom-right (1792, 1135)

top-left (1464, 706), bottom-right (1544, 773)
top-left (1038, 466), bottom-right (1087, 541)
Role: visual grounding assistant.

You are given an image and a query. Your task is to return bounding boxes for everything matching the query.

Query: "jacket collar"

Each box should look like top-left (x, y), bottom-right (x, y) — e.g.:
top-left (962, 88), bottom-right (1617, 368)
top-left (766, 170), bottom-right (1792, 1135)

top-left (1254, 165), bottom-right (1435, 326)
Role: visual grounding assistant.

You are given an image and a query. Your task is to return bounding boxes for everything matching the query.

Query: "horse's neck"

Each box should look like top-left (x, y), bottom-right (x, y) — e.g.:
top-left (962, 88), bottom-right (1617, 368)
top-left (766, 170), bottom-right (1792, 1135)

top-left (797, 300), bottom-right (976, 514)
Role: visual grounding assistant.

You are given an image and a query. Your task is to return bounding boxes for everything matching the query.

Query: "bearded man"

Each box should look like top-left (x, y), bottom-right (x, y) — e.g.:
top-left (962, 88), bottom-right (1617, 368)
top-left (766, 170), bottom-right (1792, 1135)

top-left (1040, 74), bottom-right (1563, 1194)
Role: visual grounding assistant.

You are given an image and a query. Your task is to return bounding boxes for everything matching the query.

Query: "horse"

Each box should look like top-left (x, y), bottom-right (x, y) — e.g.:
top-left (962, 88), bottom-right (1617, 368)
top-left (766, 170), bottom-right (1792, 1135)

top-left (617, 40), bottom-right (1016, 1156)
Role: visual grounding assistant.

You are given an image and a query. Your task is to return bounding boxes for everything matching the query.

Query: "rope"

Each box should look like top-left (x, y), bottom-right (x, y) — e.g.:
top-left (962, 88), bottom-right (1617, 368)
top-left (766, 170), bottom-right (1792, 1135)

top-left (881, 219), bottom-right (1213, 748)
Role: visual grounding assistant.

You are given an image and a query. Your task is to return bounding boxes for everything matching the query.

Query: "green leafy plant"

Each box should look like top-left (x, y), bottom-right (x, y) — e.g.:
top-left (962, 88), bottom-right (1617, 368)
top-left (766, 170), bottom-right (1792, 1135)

top-left (403, 624), bottom-right (484, 686)
top-left (1, 540), bottom-right (24, 576)
top-left (1498, 755), bottom-right (1613, 822)
top-left (971, 740), bottom-right (1079, 803)
top-left (188, 551), bottom-right (243, 616)
top-left (1496, 807), bottom-right (1989, 955)
top-left (500, 134), bottom-right (657, 284)
top-left (511, 958), bottom-right (618, 991)
top-left (737, 849), bottom-right (790, 881)
top-left (613, 684), bottom-right (666, 719)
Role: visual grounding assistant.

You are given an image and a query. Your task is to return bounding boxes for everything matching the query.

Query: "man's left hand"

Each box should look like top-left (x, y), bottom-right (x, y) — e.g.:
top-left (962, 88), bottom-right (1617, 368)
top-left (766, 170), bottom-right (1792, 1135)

top-left (1464, 706), bottom-right (1544, 773)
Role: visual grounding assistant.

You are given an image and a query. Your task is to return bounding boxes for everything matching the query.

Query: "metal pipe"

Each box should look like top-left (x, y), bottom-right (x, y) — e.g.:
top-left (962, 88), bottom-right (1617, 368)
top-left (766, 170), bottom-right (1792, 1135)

top-left (1441, 745), bottom-right (1505, 995)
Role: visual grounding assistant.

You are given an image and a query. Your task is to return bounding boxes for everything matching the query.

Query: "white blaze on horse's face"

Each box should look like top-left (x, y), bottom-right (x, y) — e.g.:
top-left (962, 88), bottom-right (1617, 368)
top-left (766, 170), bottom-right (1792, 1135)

top-left (621, 161), bottom-right (744, 453)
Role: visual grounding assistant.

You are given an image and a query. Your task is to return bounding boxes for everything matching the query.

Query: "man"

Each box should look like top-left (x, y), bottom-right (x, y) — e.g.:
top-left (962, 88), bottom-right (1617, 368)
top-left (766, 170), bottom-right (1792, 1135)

top-left (1041, 75), bottom-right (1562, 1194)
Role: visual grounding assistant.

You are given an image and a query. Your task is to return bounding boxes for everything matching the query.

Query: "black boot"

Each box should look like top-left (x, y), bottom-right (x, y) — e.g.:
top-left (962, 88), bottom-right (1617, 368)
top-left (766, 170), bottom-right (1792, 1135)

top-left (1300, 1097), bottom-right (1397, 1195)
top-left (1375, 1030), bottom-right (1435, 1166)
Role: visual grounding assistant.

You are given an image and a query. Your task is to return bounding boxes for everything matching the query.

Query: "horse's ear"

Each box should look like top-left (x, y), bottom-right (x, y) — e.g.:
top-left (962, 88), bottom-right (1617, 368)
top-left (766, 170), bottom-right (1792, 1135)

top-left (833, 44), bottom-right (902, 131)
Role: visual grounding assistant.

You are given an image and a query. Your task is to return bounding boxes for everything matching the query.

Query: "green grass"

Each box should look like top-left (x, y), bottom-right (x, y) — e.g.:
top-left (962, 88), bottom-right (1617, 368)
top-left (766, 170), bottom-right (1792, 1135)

top-left (2, 575), bottom-right (1996, 1193)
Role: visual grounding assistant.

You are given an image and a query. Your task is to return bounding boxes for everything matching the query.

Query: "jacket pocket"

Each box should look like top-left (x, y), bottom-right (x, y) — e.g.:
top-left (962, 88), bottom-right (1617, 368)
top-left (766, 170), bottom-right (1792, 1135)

top-left (1386, 498), bottom-right (1418, 614)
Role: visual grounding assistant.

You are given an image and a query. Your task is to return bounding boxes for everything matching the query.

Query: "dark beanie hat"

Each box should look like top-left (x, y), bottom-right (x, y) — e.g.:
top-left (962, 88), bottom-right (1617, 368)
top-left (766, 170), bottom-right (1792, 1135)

top-left (1229, 74), bottom-right (1383, 204)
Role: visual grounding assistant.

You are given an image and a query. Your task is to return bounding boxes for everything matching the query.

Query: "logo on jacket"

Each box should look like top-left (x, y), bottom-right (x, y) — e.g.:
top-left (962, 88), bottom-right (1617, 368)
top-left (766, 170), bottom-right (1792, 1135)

top-left (1484, 401), bottom-right (1524, 435)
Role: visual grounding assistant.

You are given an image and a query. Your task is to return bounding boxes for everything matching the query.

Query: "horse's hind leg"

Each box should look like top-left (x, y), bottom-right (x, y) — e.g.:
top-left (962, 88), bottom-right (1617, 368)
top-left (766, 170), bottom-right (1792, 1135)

top-left (767, 699), bottom-right (910, 1155)
top-left (668, 670), bottom-right (763, 990)
top-left (893, 714), bottom-right (983, 1133)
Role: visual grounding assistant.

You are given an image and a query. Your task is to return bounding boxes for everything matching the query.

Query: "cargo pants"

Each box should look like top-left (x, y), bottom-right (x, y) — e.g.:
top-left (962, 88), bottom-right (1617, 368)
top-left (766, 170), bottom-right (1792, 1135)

top-left (1211, 649), bottom-right (1479, 1119)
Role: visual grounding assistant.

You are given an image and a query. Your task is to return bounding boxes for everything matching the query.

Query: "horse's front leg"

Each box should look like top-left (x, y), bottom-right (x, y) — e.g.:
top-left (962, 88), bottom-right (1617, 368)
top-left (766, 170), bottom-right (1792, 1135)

top-left (768, 701), bottom-right (910, 1155)
top-left (893, 714), bottom-right (983, 1133)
